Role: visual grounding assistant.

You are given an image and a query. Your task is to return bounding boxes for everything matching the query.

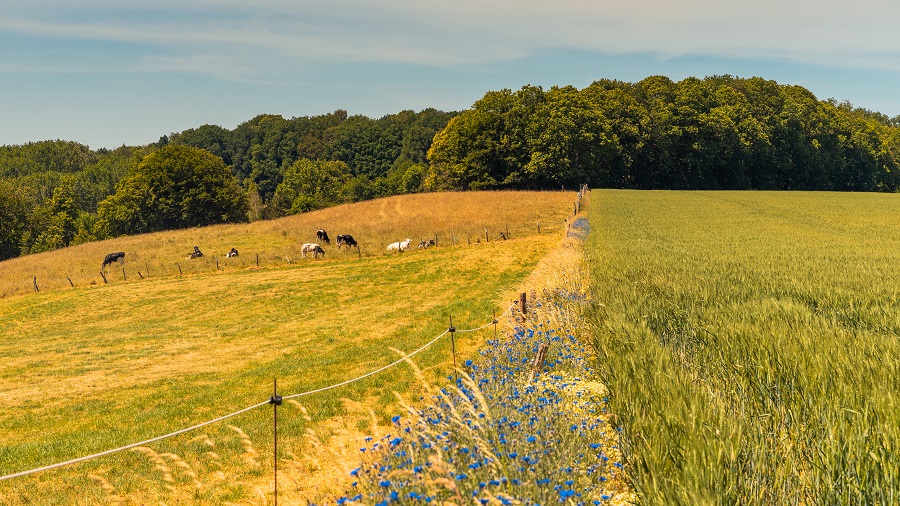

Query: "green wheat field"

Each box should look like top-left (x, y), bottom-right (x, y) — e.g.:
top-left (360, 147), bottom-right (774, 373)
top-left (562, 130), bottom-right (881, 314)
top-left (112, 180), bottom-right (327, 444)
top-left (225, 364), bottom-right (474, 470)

top-left (586, 190), bottom-right (899, 505)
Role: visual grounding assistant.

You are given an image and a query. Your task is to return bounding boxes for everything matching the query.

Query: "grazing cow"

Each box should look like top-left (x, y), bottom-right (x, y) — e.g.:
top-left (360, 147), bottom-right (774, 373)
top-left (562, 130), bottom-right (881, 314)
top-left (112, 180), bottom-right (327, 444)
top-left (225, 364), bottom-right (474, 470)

top-left (336, 234), bottom-right (358, 249)
top-left (316, 230), bottom-right (331, 244)
top-left (301, 243), bottom-right (325, 258)
top-left (189, 246), bottom-right (204, 259)
top-left (101, 251), bottom-right (125, 270)
top-left (418, 239), bottom-right (436, 249)
top-left (226, 247), bottom-right (239, 258)
top-left (387, 238), bottom-right (412, 253)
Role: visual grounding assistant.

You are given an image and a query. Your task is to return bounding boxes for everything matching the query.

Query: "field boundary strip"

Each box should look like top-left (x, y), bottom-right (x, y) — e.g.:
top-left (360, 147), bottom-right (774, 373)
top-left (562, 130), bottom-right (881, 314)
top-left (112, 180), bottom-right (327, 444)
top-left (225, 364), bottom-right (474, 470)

top-left (0, 304), bottom-right (513, 482)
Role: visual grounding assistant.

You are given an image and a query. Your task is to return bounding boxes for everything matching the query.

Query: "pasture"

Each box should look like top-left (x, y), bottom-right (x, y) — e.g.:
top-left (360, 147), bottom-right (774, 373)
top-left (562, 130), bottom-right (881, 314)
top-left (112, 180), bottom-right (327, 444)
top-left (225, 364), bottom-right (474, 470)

top-left (586, 190), bottom-right (900, 505)
top-left (0, 191), bottom-right (575, 504)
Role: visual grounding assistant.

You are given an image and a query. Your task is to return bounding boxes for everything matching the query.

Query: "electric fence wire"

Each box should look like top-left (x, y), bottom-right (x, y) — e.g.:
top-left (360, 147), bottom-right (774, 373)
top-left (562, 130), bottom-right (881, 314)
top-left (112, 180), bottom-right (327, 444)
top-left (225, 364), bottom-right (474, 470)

top-left (0, 305), bottom-right (515, 482)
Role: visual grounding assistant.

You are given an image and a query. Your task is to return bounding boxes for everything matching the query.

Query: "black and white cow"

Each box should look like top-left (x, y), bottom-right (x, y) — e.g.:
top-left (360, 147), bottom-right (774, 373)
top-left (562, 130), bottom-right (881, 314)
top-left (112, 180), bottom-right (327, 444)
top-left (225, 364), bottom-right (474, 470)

top-left (226, 247), bottom-right (239, 257)
top-left (316, 230), bottom-right (331, 244)
top-left (336, 234), bottom-right (358, 249)
top-left (101, 251), bottom-right (125, 270)
top-left (189, 246), bottom-right (204, 259)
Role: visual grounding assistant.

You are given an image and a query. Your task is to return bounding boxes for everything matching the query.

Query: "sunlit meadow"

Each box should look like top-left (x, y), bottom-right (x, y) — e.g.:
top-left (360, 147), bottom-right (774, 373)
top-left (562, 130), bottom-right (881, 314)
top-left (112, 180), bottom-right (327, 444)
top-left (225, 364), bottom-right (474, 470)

top-left (0, 191), bottom-right (577, 504)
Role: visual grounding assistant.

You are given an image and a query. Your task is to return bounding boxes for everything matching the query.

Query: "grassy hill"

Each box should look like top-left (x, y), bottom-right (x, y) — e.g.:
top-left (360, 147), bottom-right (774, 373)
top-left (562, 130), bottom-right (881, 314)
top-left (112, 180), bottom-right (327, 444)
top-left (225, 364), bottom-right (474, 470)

top-left (0, 191), bottom-right (576, 505)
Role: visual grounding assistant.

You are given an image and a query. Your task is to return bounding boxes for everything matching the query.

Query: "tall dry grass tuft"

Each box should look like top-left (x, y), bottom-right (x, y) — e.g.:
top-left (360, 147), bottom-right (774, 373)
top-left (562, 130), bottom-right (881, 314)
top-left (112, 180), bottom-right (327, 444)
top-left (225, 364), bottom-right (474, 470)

top-left (87, 472), bottom-right (124, 505)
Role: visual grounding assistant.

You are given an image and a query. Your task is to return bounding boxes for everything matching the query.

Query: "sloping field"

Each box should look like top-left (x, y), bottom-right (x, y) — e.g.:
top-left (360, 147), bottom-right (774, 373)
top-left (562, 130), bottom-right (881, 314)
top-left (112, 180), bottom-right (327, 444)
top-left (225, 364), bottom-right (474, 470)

top-left (0, 191), bottom-right (575, 504)
top-left (0, 191), bottom-right (567, 297)
top-left (586, 190), bottom-right (900, 505)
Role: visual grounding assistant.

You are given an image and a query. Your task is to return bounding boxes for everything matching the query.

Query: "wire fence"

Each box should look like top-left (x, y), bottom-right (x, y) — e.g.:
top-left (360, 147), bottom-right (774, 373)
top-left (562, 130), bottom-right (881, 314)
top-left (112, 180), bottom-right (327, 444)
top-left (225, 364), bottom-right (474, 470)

top-left (0, 303), bottom-right (515, 483)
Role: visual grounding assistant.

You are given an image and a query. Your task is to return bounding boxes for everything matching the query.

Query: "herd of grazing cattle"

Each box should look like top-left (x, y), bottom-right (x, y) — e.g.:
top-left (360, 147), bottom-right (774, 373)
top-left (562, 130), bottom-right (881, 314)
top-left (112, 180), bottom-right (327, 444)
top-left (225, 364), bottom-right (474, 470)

top-left (99, 228), bottom-right (433, 273)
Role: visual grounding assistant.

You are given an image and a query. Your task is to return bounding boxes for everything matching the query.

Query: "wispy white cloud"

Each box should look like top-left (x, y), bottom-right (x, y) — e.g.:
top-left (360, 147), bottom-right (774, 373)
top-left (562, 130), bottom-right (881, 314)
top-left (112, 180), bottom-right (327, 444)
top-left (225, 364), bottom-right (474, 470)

top-left (2, 0), bottom-right (899, 80)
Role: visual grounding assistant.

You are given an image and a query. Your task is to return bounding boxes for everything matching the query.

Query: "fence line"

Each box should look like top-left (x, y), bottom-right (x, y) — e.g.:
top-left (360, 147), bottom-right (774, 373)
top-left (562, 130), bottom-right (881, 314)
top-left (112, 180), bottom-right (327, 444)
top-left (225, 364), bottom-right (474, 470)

top-left (0, 304), bottom-right (515, 483)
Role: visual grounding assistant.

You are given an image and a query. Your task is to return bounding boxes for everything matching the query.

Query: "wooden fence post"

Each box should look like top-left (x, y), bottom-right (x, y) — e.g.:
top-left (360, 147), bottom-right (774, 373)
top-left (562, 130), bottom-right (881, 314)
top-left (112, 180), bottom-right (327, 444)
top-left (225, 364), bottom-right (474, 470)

top-left (32, 276), bottom-right (39, 292)
top-left (528, 343), bottom-right (549, 382)
top-left (122, 267), bottom-right (126, 281)
top-left (67, 276), bottom-right (74, 287)
top-left (520, 292), bottom-right (527, 315)
top-left (176, 263), bottom-right (183, 276)
top-left (449, 316), bottom-right (457, 381)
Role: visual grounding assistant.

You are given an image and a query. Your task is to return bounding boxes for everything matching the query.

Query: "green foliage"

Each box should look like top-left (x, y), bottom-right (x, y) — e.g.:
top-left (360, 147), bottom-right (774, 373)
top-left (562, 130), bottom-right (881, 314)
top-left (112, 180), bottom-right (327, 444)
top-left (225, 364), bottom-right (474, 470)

top-left (269, 159), bottom-right (351, 216)
top-left (0, 140), bottom-right (97, 178)
top-left (20, 185), bottom-right (80, 254)
top-left (0, 179), bottom-right (32, 260)
top-left (428, 76), bottom-right (900, 192)
top-left (97, 145), bottom-right (249, 236)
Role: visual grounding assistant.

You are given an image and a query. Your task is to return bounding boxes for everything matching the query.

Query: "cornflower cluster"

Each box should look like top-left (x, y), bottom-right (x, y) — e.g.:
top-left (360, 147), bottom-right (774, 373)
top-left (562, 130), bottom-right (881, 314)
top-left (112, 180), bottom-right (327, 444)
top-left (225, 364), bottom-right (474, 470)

top-left (335, 292), bottom-right (631, 505)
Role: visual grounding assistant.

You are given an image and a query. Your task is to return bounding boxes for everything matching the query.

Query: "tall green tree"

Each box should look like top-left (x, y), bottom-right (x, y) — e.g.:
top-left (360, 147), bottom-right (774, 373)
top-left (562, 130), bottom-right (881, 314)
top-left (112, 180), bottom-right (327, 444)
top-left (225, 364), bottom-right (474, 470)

top-left (269, 159), bottom-right (351, 216)
top-left (97, 145), bottom-right (249, 236)
top-left (0, 179), bottom-right (31, 260)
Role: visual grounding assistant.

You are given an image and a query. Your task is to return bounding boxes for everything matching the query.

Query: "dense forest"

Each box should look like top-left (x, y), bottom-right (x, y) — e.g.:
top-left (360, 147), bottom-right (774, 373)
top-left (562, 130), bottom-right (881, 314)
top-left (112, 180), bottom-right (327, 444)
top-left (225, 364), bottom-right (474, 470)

top-left (2, 75), bottom-right (900, 261)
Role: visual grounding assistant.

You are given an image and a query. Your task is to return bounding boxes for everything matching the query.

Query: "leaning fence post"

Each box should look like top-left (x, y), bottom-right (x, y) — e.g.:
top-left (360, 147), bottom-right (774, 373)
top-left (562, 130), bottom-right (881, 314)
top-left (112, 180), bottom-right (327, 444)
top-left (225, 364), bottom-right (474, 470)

top-left (449, 316), bottom-right (457, 381)
top-left (528, 343), bottom-right (550, 383)
top-left (67, 276), bottom-right (74, 287)
top-left (32, 276), bottom-right (39, 292)
top-left (270, 379), bottom-right (282, 506)
top-left (176, 263), bottom-right (182, 276)
top-left (215, 257), bottom-right (220, 270)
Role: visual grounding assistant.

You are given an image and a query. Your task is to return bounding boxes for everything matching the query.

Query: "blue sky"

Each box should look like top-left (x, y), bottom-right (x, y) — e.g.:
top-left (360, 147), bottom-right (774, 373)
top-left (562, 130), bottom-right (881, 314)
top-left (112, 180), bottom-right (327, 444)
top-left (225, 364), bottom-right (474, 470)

top-left (2, 0), bottom-right (900, 149)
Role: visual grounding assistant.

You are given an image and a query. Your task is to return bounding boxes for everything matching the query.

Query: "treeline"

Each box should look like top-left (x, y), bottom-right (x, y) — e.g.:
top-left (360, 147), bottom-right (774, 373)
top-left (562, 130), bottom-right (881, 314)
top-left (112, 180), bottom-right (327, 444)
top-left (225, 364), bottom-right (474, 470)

top-left (3, 75), bottom-right (900, 262)
top-left (428, 75), bottom-right (900, 191)
top-left (0, 109), bottom-right (454, 261)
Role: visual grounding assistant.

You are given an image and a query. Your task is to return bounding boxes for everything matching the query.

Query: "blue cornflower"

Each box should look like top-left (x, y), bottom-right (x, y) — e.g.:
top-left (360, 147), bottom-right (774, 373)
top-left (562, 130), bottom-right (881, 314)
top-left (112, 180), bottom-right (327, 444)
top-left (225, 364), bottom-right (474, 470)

top-left (379, 480), bottom-right (391, 487)
top-left (391, 415), bottom-right (401, 423)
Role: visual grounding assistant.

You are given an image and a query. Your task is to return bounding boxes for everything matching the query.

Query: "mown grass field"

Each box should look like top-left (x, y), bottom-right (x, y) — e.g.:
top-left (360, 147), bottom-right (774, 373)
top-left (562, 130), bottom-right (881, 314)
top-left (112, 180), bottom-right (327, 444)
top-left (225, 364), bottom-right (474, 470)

top-left (586, 190), bottom-right (900, 505)
top-left (0, 191), bottom-right (575, 505)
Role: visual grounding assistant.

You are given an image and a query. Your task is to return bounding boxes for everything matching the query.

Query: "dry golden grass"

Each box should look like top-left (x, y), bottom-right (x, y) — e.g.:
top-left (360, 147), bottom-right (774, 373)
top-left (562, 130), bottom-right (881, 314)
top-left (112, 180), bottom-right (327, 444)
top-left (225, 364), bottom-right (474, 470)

top-left (0, 190), bottom-right (576, 505)
top-left (0, 191), bottom-right (571, 297)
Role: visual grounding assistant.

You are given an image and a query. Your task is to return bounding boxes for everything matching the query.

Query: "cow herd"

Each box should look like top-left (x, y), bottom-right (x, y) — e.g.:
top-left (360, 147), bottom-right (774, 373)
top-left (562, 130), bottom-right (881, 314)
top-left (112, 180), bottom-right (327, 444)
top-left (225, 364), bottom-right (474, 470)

top-left (100, 228), bottom-right (432, 272)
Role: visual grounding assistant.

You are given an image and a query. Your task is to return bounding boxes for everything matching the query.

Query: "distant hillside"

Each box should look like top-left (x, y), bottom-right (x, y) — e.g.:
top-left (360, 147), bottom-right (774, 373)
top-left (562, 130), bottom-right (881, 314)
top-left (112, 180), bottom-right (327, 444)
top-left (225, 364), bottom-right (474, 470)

top-left (3, 75), bottom-right (900, 263)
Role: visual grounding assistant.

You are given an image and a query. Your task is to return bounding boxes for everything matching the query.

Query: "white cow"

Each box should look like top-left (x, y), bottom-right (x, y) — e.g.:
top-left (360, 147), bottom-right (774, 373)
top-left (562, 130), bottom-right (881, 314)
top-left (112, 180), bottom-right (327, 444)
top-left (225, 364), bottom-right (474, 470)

top-left (301, 243), bottom-right (325, 258)
top-left (387, 238), bottom-right (411, 253)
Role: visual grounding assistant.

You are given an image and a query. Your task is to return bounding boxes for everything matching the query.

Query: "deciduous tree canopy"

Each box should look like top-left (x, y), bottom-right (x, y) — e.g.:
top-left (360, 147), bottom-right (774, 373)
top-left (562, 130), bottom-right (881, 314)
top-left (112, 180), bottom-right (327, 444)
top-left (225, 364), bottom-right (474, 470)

top-left (97, 145), bottom-right (249, 236)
